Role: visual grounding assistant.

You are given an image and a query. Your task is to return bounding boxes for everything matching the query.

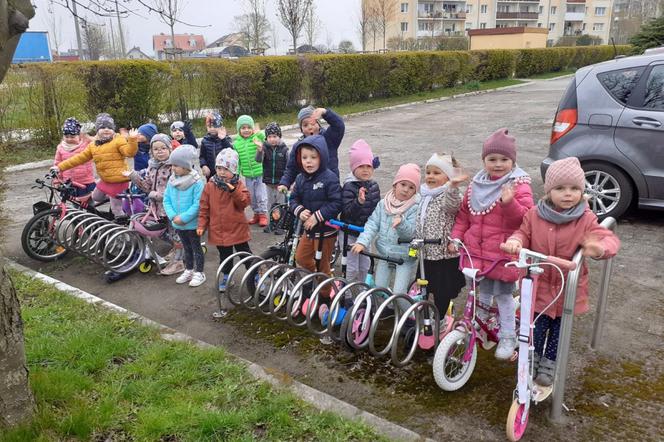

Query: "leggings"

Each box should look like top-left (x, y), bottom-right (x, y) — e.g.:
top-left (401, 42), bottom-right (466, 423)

top-left (217, 242), bottom-right (252, 274)
top-left (92, 187), bottom-right (124, 217)
top-left (178, 229), bottom-right (204, 272)
top-left (533, 314), bottom-right (561, 360)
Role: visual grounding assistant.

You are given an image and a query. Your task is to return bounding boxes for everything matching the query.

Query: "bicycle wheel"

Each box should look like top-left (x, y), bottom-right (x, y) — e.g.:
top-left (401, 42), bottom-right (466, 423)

top-left (432, 329), bottom-right (477, 391)
top-left (21, 208), bottom-right (67, 262)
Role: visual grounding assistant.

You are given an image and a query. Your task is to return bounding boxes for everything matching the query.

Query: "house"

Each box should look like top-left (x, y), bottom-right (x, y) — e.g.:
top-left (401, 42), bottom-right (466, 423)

top-left (153, 33), bottom-right (206, 60)
top-left (468, 26), bottom-right (548, 50)
top-left (126, 46), bottom-right (152, 60)
top-left (205, 32), bottom-right (250, 58)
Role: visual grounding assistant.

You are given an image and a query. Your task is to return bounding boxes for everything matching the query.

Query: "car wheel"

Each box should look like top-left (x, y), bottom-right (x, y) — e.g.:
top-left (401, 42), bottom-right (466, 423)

top-left (582, 162), bottom-right (633, 220)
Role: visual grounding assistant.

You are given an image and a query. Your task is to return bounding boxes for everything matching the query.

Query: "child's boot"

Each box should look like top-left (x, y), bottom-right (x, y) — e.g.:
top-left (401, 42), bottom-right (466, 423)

top-left (218, 274), bottom-right (229, 292)
top-left (248, 214), bottom-right (260, 225)
top-left (495, 334), bottom-right (517, 360)
top-left (535, 357), bottom-right (556, 387)
top-left (258, 213), bottom-right (268, 227)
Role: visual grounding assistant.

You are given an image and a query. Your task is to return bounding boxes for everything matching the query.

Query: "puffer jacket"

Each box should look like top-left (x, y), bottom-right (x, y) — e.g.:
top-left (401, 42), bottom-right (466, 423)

top-left (508, 206), bottom-right (620, 318)
top-left (416, 185), bottom-right (462, 261)
top-left (339, 175), bottom-right (381, 235)
top-left (54, 139), bottom-right (95, 185)
top-left (355, 197), bottom-right (420, 262)
top-left (280, 108), bottom-right (345, 187)
top-left (289, 135), bottom-right (342, 238)
top-left (255, 141), bottom-right (288, 185)
top-left (199, 133), bottom-right (233, 171)
top-left (129, 162), bottom-right (172, 216)
top-left (163, 175), bottom-right (205, 230)
top-left (450, 179), bottom-right (533, 282)
top-left (135, 123), bottom-right (158, 171)
top-left (57, 135), bottom-right (138, 184)
top-left (198, 179), bottom-right (251, 247)
top-left (234, 131), bottom-right (265, 178)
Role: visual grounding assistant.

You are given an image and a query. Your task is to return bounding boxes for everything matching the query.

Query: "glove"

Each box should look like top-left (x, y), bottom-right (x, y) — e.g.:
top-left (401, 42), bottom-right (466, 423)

top-left (372, 156), bottom-right (381, 169)
top-left (183, 119), bottom-right (193, 132)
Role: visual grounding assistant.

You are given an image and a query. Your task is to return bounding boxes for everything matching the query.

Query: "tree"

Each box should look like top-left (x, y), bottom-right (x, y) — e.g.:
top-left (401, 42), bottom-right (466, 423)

top-left (338, 39), bottom-right (355, 53)
top-left (236, 0), bottom-right (271, 53)
top-left (303, 4), bottom-right (321, 48)
top-left (82, 20), bottom-right (108, 60)
top-left (357, 0), bottom-right (373, 52)
top-left (153, 0), bottom-right (182, 59)
top-left (629, 15), bottom-right (664, 53)
top-left (277, 0), bottom-right (313, 54)
top-left (373, 0), bottom-right (397, 50)
top-left (45, 0), bottom-right (63, 55)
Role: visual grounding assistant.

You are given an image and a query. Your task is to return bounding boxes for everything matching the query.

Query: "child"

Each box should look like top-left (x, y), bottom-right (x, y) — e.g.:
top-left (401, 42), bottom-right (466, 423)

top-left (289, 135), bottom-right (342, 295)
top-left (53, 117), bottom-right (95, 196)
top-left (52, 113), bottom-right (138, 218)
top-left (197, 148), bottom-right (252, 291)
top-left (416, 153), bottom-right (467, 317)
top-left (234, 114), bottom-right (267, 227)
top-left (134, 123), bottom-right (158, 171)
top-left (351, 163), bottom-right (421, 309)
top-left (199, 112), bottom-right (233, 180)
top-left (339, 139), bottom-right (381, 283)
top-left (502, 157), bottom-right (620, 386)
top-left (278, 105), bottom-right (345, 191)
top-left (170, 120), bottom-right (198, 149)
top-left (163, 145), bottom-right (206, 287)
top-left (255, 121), bottom-right (289, 233)
top-left (449, 128), bottom-right (534, 360)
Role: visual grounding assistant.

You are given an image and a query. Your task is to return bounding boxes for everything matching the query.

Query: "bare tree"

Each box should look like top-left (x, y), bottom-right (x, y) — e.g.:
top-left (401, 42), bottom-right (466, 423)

top-left (303, 4), bottom-right (321, 48)
top-left (44, 1), bottom-right (64, 55)
top-left (277, 0), bottom-right (313, 54)
top-left (357, 0), bottom-right (372, 52)
top-left (82, 20), bottom-right (108, 60)
top-left (374, 0), bottom-right (397, 51)
top-left (153, 0), bottom-right (182, 59)
top-left (367, 1), bottom-right (380, 51)
top-left (236, 0), bottom-right (271, 53)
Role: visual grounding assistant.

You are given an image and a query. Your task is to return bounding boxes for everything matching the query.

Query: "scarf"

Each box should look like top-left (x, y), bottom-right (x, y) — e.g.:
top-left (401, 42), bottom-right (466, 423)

top-left (537, 199), bottom-right (586, 225)
top-left (169, 169), bottom-right (201, 190)
top-left (60, 141), bottom-right (82, 152)
top-left (211, 174), bottom-right (239, 191)
top-left (148, 158), bottom-right (167, 169)
top-left (383, 189), bottom-right (417, 216)
top-left (469, 167), bottom-right (530, 215)
top-left (419, 183), bottom-right (448, 224)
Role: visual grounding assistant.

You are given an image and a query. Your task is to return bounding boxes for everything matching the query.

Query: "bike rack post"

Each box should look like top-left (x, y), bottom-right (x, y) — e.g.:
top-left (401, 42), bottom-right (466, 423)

top-left (550, 217), bottom-right (617, 422)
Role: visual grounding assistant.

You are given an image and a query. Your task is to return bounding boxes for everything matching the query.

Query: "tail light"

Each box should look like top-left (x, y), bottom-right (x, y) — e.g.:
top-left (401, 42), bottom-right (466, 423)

top-left (550, 108), bottom-right (577, 145)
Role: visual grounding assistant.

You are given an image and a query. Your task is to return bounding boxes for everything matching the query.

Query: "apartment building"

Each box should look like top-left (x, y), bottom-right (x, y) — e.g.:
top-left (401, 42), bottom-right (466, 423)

top-left (384, 0), bottom-right (614, 48)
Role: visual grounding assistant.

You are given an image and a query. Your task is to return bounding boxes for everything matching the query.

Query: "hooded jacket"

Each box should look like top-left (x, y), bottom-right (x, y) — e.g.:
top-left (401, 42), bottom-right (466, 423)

top-left (339, 174), bottom-right (381, 234)
top-left (255, 141), bottom-right (289, 185)
top-left (57, 135), bottom-right (138, 184)
top-left (135, 123), bottom-right (158, 171)
top-left (54, 138), bottom-right (95, 186)
top-left (199, 132), bottom-right (233, 172)
top-left (289, 135), bottom-right (342, 238)
top-left (198, 179), bottom-right (251, 246)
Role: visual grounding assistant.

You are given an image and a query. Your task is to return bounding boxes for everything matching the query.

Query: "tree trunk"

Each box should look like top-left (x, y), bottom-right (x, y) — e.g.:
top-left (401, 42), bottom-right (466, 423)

top-left (0, 267), bottom-right (35, 428)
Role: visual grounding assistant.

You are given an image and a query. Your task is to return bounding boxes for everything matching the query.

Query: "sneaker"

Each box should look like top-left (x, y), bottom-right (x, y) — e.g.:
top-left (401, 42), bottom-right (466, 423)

top-left (248, 214), bottom-right (260, 225)
top-left (175, 269), bottom-right (194, 284)
top-left (218, 274), bottom-right (229, 292)
top-left (258, 213), bottom-right (269, 227)
top-left (535, 357), bottom-right (556, 387)
top-left (160, 260), bottom-right (185, 276)
top-left (495, 336), bottom-right (517, 360)
top-left (189, 272), bottom-right (206, 287)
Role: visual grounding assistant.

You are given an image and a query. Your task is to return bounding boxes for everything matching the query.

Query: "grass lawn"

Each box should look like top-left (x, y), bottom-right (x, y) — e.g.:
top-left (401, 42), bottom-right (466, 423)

top-left (524, 69), bottom-right (576, 80)
top-left (1, 272), bottom-right (385, 442)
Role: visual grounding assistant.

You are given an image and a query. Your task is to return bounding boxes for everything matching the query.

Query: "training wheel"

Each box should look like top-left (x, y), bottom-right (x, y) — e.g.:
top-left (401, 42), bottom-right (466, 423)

top-left (138, 262), bottom-right (153, 273)
top-left (506, 398), bottom-right (529, 441)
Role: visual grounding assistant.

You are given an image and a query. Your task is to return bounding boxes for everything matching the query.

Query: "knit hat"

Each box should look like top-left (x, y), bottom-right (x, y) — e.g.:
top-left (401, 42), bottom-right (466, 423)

top-left (170, 121), bottom-right (184, 131)
top-left (62, 117), bottom-right (81, 135)
top-left (426, 153), bottom-right (455, 180)
top-left (166, 144), bottom-right (196, 169)
top-left (544, 157), bottom-right (586, 194)
top-left (236, 114), bottom-right (255, 132)
top-left (95, 113), bottom-right (115, 131)
top-left (297, 105), bottom-right (317, 128)
top-left (150, 133), bottom-right (172, 151)
top-left (208, 112), bottom-right (223, 128)
top-left (215, 148), bottom-right (239, 174)
top-left (265, 122), bottom-right (282, 138)
top-left (482, 128), bottom-right (516, 162)
top-left (349, 139), bottom-right (374, 172)
top-left (138, 123), bottom-right (158, 142)
top-left (393, 163), bottom-right (421, 191)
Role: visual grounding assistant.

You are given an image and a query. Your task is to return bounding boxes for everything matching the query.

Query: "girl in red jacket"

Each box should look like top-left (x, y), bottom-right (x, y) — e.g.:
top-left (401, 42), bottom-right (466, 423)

top-left (502, 157), bottom-right (620, 387)
top-left (450, 128), bottom-right (534, 360)
top-left (54, 117), bottom-right (95, 196)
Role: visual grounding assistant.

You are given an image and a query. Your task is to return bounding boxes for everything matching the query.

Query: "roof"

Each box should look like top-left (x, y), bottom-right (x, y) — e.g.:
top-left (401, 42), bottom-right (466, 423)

top-left (208, 32), bottom-right (246, 49)
top-left (468, 27), bottom-right (549, 37)
top-left (153, 33), bottom-right (206, 52)
top-left (126, 46), bottom-right (153, 59)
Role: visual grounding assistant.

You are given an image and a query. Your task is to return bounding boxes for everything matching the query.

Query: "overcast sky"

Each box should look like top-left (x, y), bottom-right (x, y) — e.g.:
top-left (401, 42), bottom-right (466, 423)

top-left (30, 0), bottom-right (361, 56)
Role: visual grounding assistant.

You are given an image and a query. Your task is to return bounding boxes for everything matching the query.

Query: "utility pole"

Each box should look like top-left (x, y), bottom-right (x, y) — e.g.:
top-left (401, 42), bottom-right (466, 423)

top-left (115, 0), bottom-right (126, 57)
top-left (72, 0), bottom-right (84, 60)
top-left (109, 17), bottom-right (117, 59)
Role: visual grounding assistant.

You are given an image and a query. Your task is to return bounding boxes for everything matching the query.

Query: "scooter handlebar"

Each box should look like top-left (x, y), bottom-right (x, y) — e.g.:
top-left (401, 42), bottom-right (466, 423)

top-left (327, 219), bottom-right (364, 233)
top-left (544, 254), bottom-right (577, 271)
top-left (345, 245), bottom-right (404, 265)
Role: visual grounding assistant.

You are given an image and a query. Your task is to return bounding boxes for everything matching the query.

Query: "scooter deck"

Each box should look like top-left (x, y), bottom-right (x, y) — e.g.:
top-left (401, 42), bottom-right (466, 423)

top-left (532, 384), bottom-right (553, 403)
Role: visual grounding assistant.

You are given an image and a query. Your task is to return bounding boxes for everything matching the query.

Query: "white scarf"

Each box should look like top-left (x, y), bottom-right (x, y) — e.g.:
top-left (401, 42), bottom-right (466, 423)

top-left (419, 183), bottom-right (448, 224)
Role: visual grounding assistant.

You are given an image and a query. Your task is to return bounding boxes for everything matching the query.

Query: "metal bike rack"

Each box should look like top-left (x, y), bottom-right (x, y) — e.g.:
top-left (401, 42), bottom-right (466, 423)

top-left (550, 217), bottom-right (617, 421)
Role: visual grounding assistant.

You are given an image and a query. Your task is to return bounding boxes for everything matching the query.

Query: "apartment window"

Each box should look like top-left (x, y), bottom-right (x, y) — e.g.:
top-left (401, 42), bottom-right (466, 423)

top-left (466, 4), bottom-right (472, 13)
top-left (498, 5), bottom-right (509, 13)
top-left (550, 6), bottom-right (556, 15)
top-left (539, 6), bottom-right (543, 14)
top-left (593, 23), bottom-right (604, 31)
top-left (549, 22), bottom-right (555, 31)
top-left (466, 22), bottom-right (472, 30)
top-left (418, 22), bottom-right (434, 31)
top-left (424, 3), bottom-right (434, 13)
top-left (582, 23), bottom-right (587, 31)
top-left (401, 22), bottom-right (408, 32)
top-left (480, 22), bottom-right (487, 29)
top-left (401, 2), bottom-right (408, 13)
top-left (537, 22), bottom-right (542, 28)
top-left (480, 4), bottom-right (487, 14)
top-left (595, 7), bottom-right (606, 16)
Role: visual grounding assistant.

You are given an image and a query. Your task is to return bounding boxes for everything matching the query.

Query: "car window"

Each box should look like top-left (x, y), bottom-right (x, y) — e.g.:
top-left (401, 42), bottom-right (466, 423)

top-left (597, 68), bottom-right (642, 104)
top-left (642, 65), bottom-right (664, 110)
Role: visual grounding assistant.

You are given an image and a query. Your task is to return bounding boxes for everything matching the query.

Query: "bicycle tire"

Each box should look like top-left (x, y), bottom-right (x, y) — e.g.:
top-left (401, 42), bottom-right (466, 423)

top-left (21, 208), bottom-right (67, 262)
top-left (432, 329), bottom-right (477, 391)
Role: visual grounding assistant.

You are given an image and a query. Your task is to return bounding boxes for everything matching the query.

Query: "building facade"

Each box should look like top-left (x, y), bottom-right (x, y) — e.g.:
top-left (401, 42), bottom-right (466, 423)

top-left (611, 0), bottom-right (664, 44)
top-left (152, 33), bottom-right (206, 60)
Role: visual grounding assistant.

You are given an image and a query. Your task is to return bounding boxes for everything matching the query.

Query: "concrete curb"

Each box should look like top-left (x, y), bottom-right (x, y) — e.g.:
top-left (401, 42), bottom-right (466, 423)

top-left (4, 259), bottom-right (434, 442)
top-left (4, 159), bottom-right (53, 173)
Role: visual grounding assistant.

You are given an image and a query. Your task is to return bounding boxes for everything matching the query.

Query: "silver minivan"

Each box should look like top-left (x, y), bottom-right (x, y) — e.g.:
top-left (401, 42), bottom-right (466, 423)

top-left (541, 51), bottom-right (664, 219)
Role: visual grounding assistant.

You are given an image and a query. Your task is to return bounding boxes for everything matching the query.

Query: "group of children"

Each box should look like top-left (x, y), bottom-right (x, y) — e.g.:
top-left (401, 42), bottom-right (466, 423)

top-left (50, 106), bottom-right (619, 388)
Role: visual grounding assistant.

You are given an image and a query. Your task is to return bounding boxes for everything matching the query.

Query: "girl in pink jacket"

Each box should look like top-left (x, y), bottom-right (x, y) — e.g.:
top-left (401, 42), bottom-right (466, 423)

top-left (53, 117), bottom-right (95, 196)
top-left (502, 157), bottom-right (619, 387)
top-left (450, 128), bottom-right (534, 360)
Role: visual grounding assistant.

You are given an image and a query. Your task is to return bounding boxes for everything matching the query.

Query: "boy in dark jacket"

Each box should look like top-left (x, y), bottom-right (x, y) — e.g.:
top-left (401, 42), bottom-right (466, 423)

top-left (339, 139), bottom-right (381, 283)
top-left (135, 123), bottom-right (158, 171)
top-left (170, 120), bottom-right (198, 149)
top-left (199, 112), bottom-right (232, 180)
top-left (278, 106), bottom-right (345, 191)
top-left (256, 122), bottom-right (289, 233)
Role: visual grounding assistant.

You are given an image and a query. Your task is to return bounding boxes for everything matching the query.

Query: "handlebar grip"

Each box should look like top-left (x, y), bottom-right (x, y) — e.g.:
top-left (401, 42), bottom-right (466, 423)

top-left (328, 219), bottom-right (364, 233)
top-left (397, 238), bottom-right (410, 244)
top-left (546, 255), bottom-right (577, 271)
top-left (424, 239), bottom-right (442, 245)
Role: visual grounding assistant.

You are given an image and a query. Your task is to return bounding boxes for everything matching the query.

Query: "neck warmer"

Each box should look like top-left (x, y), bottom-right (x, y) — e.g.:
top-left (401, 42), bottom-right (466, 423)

top-left (60, 141), bottom-right (82, 152)
top-left (383, 189), bottom-right (417, 217)
top-left (537, 199), bottom-right (586, 225)
top-left (148, 158), bottom-right (167, 169)
top-left (419, 183), bottom-right (449, 224)
top-left (211, 174), bottom-right (239, 191)
top-left (169, 169), bottom-right (201, 190)
top-left (469, 167), bottom-right (530, 215)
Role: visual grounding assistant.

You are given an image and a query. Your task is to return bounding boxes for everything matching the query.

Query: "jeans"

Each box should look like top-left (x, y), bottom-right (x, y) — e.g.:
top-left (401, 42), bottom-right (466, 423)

top-left (245, 176), bottom-right (267, 214)
top-left (217, 242), bottom-right (252, 274)
top-left (178, 229), bottom-right (204, 272)
top-left (265, 184), bottom-right (283, 212)
top-left (375, 259), bottom-right (417, 312)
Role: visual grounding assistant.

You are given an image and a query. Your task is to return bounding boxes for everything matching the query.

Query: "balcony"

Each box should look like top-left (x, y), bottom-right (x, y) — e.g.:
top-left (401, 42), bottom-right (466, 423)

top-left (497, 0), bottom-right (539, 2)
top-left (496, 12), bottom-right (539, 20)
top-left (418, 11), bottom-right (443, 19)
top-left (418, 11), bottom-right (466, 19)
top-left (564, 12), bottom-right (585, 21)
top-left (566, 0), bottom-right (585, 3)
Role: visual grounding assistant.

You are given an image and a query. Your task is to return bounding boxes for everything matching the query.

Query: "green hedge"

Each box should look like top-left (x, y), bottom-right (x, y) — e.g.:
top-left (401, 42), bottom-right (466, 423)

top-left (2, 45), bottom-right (630, 147)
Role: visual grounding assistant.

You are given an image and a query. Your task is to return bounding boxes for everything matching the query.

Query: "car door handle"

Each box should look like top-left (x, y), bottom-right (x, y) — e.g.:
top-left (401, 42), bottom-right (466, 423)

top-left (632, 117), bottom-right (662, 127)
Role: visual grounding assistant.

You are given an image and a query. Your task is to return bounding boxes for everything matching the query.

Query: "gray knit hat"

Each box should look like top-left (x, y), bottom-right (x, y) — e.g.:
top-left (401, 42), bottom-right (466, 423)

top-left (150, 134), bottom-right (172, 152)
top-left (95, 113), bottom-right (115, 131)
top-left (297, 105), bottom-right (317, 128)
top-left (166, 144), bottom-right (196, 169)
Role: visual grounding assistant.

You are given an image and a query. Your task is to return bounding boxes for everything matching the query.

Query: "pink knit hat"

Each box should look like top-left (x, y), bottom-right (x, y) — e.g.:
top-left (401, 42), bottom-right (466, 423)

top-left (349, 139), bottom-right (374, 172)
top-left (482, 128), bottom-right (517, 162)
top-left (544, 157), bottom-right (586, 194)
top-left (393, 163), bottom-right (421, 190)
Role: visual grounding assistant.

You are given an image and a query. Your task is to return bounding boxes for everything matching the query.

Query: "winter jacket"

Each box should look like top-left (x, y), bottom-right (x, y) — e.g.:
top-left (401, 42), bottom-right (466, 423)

top-left (255, 141), bottom-right (289, 185)
top-left (234, 131), bottom-right (265, 178)
top-left (199, 133), bottom-right (233, 171)
top-left (289, 135), bottom-right (343, 238)
top-left (508, 206), bottom-right (620, 318)
top-left (198, 179), bottom-right (251, 247)
top-left (57, 135), bottom-right (138, 184)
top-left (135, 123), bottom-right (158, 171)
top-left (339, 176), bottom-right (381, 235)
top-left (280, 108), bottom-right (345, 187)
top-left (450, 178), bottom-right (533, 282)
top-left (416, 185), bottom-right (462, 261)
top-left (355, 197), bottom-right (420, 262)
top-left (54, 139), bottom-right (95, 186)
top-left (163, 176), bottom-right (205, 230)
top-left (129, 162), bottom-right (172, 217)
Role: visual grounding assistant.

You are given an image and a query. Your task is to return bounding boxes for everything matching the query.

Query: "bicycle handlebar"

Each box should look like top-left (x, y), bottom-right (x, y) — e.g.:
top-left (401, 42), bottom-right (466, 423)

top-left (326, 219), bottom-right (364, 233)
top-left (459, 250), bottom-right (509, 277)
top-left (397, 238), bottom-right (442, 245)
top-left (345, 245), bottom-right (404, 265)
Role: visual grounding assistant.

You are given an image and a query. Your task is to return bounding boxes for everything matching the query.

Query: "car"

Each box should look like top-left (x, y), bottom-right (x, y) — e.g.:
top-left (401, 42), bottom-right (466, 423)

top-left (541, 50), bottom-right (664, 219)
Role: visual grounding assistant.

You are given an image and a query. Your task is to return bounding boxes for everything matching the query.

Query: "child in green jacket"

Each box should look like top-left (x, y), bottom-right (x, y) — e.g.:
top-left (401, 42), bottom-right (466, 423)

top-left (234, 115), bottom-right (267, 227)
